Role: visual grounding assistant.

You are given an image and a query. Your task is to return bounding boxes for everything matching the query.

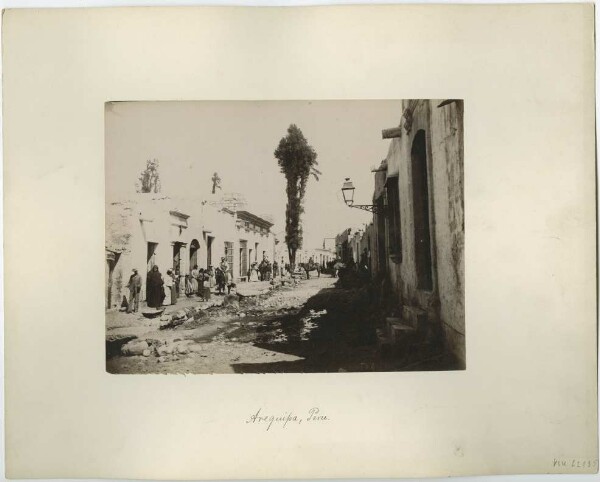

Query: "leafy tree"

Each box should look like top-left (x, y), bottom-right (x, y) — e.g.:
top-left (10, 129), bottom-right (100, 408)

top-left (137, 159), bottom-right (161, 193)
top-left (274, 124), bottom-right (320, 270)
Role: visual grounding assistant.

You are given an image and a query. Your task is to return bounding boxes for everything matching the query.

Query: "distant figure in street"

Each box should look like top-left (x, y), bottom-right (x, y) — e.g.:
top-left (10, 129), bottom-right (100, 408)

top-left (198, 269), bottom-right (211, 301)
top-left (249, 262), bottom-right (259, 282)
top-left (310, 257), bottom-right (320, 278)
top-left (146, 266), bottom-right (165, 309)
top-left (272, 260), bottom-right (279, 279)
top-left (190, 264), bottom-right (200, 294)
top-left (359, 248), bottom-right (370, 279)
top-left (219, 257), bottom-right (231, 285)
top-left (165, 269), bottom-right (176, 305)
top-left (175, 268), bottom-right (184, 298)
top-left (333, 260), bottom-right (344, 278)
top-left (126, 268), bottom-right (142, 313)
top-left (258, 255), bottom-right (272, 281)
top-left (216, 257), bottom-right (230, 295)
top-left (184, 274), bottom-right (194, 297)
top-left (207, 266), bottom-right (216, 289)
top-left (215, 267), bottom-right (225, 294)
top-left (197, 269), bottom-right (211, 300)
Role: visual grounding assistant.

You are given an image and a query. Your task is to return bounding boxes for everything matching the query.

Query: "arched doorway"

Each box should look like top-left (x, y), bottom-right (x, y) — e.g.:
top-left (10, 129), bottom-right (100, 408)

top-left (189, 239), bottom-right (200, 272)
top-left (411, 129), bottom-right (433, 291)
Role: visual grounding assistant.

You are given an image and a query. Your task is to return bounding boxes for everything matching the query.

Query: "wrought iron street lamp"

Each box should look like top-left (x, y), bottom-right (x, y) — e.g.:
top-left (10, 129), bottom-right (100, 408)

top-left (341, 178), bottom-right (381, 214)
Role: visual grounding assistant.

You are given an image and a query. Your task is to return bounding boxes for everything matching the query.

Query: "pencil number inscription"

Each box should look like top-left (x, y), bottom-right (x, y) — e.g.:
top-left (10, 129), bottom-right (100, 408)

top-left (552, 458), bottom-right (598, 469)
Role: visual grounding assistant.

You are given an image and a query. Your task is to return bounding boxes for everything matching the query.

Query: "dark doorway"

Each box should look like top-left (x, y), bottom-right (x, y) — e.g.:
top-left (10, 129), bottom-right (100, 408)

top-left (146, 242), bottom-right (158, 300)
top-left (190, 239), bottom-right (200, 271)
top-left (411, 130), bottom-right (433, 291)
top-left (147, 242), bottom-right (158, 272)
top-left (206, 236), bottom-right (214, 268)
top-left (239, 240), bottom-right (248, 277)
top-left (173, 243), bottom-right (183, 273)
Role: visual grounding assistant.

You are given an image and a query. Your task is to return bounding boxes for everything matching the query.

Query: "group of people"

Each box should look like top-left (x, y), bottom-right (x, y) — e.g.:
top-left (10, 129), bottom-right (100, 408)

top-left (123, 252), bottom-right (325, 313)
top-left (124, 264), bottom-right (218, 313)
top-left (247, 256), bottom-right (280, 282)
top-left (245, 255), bottom-right (296, 282)
top-left (215, 257), bottom-right (235, 295)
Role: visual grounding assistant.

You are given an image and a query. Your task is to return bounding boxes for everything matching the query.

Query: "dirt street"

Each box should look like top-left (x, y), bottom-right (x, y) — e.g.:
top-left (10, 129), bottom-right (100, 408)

top-left (106, 275), bottom-right (397, 374)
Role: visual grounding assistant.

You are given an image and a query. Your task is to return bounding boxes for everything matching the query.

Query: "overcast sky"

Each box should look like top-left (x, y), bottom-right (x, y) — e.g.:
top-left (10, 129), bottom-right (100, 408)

top-left (106, 100), bottom-right (403, 250)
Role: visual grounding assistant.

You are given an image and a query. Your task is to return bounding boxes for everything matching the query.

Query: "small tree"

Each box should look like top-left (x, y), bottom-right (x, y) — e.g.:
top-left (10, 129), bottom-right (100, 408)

top-left (274, 124), bottom-right (320, 270)
top-left (137, 159), bottom-right (161, 193)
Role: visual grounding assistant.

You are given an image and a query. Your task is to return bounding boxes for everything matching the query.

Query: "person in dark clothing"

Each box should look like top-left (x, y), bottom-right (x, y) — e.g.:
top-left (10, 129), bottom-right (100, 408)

top-left (146, 266), bottom-right (164, 309)
top-left (215, 267), bottom-right (226, 295)
top-left (126, 268), bottom-right (142, 313)
top-left (197, 268), bottom-right (211, 300)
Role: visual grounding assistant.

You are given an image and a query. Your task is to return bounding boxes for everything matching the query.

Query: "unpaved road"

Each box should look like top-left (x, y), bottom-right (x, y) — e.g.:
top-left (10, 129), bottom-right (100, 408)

top-left (107, 276), bottom-right (382, 374)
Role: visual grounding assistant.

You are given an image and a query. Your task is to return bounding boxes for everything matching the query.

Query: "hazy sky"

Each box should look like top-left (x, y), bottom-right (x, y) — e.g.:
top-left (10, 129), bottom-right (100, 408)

top-left (106, 100), bottom-right (403, 250)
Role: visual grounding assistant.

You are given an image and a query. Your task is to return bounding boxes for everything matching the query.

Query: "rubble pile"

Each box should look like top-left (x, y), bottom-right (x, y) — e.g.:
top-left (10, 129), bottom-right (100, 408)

top-left (120, 337), bottom-right (207, 363)
top-left (158, 298), bottom-right (225, 329)
top-left (121, 339), bottom-right (151, 357)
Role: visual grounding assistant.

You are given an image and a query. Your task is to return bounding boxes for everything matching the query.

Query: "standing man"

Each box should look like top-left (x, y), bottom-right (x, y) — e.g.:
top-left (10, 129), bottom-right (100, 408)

top-left (164, 270), bottom-right (176, 306)
top-left (126, 268), bottom-right (142, 313)
top-left (219, 257), bottom-right (230, 293)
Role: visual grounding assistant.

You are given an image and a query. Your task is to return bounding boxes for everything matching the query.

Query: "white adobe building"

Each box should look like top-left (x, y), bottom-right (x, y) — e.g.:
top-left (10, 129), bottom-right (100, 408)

top-left (105, 193), bottom-right (276, 310)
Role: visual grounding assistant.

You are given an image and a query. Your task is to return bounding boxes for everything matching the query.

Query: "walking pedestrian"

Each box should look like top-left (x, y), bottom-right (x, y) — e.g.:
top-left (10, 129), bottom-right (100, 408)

top-left (126, 268), bottom-right (142, 313)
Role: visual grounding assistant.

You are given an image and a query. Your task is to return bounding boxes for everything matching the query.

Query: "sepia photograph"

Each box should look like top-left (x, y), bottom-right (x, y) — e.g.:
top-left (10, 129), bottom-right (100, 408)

top-left (5, 4), bottom-right (596, 478)
top-left (105, 100), bottom-right (465, 374)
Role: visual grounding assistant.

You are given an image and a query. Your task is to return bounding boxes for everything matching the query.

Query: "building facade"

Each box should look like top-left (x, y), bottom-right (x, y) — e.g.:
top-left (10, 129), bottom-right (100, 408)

top-left (105, 194), bottom-right (275, 310)
top-left (335, 228), bottom-right (355, 264)
top-left (296, 247), bottom-right (336, 267)
top-left (372, 99), bottom-right (465, 364)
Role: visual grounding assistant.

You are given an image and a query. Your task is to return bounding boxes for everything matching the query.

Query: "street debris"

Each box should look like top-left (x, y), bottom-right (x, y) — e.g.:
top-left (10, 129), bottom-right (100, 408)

top-left (121, 340), bottom-right (149, 356)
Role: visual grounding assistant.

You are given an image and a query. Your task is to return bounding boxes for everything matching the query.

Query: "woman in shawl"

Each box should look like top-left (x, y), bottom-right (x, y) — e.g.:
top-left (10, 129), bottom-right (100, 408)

top-left (205, 266), bottom-right (214, 289)
top-left (249, 262), bottom-right (259, 282)
top-left (185, 274), bottom-right (194, 297)
top-left (146, 266), bottom-right (164, 309)
top-left (190, 265), bottom-right (200, 295)
top-left (175, 268), bottom-right (184, 298)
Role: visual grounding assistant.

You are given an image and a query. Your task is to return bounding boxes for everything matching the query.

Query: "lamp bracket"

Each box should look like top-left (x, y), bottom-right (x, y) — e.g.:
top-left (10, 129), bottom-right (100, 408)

top-left (347, 203), bottom-right (382, 214)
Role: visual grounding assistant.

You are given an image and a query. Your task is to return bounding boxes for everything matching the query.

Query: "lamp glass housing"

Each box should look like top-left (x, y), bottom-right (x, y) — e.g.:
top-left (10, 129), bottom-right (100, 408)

top-left (341, 178), bottom-right (355, 205)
